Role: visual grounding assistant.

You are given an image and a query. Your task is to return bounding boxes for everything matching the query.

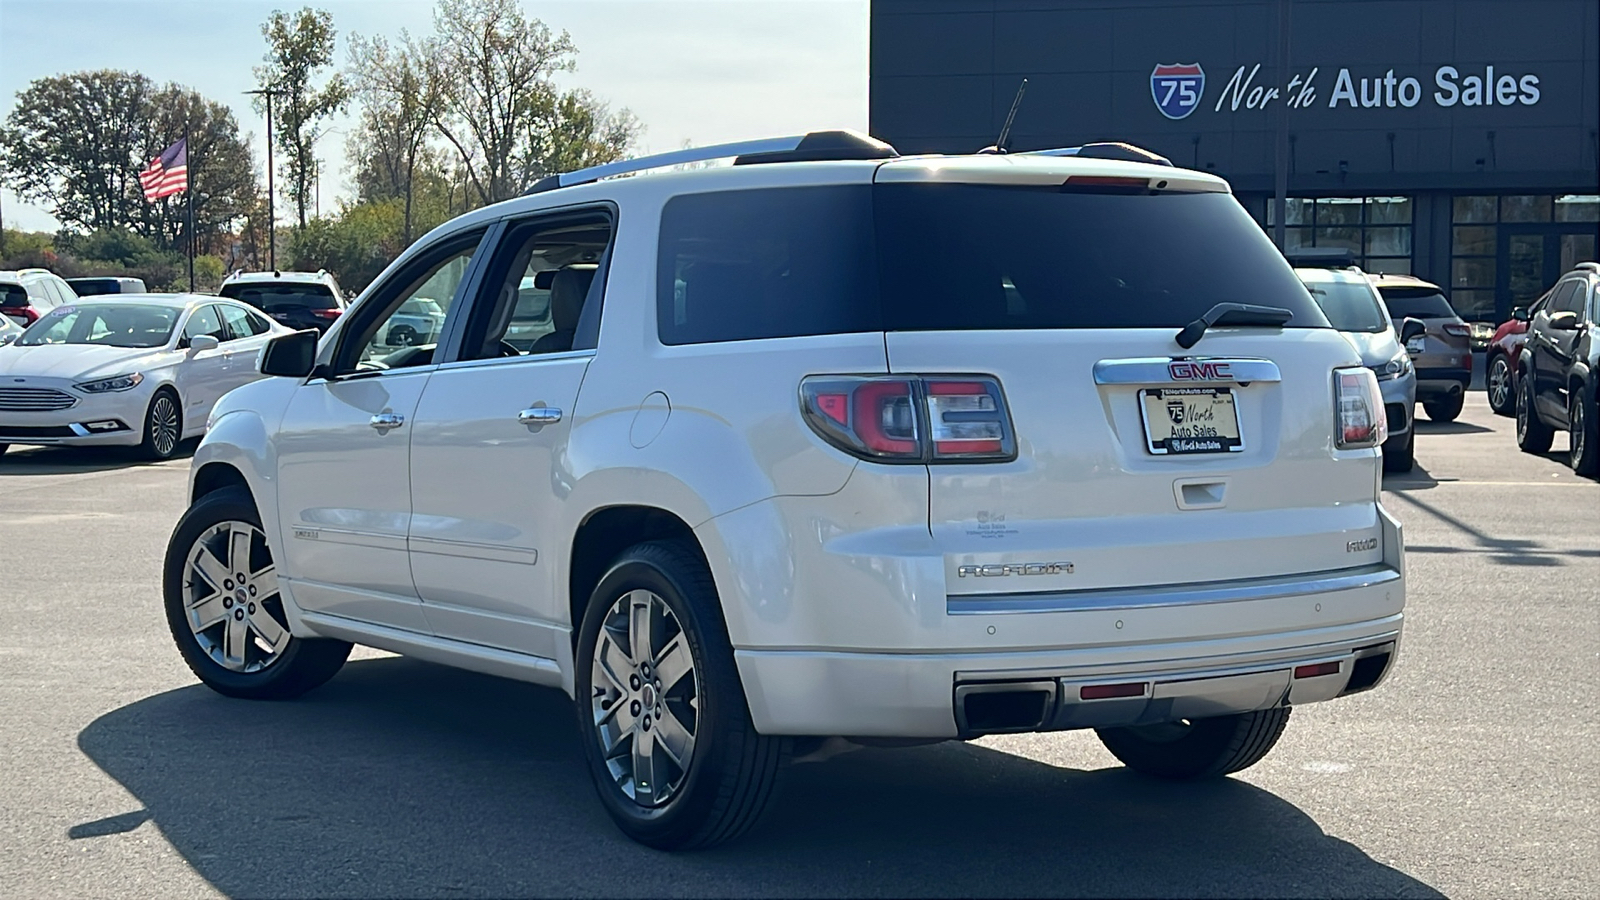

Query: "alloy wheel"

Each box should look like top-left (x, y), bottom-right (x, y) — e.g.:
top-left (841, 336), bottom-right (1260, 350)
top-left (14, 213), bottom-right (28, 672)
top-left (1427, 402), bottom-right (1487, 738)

top-left (1488, 358), bottom-right (1511, 410)
top-left (181, 521), bottom-right (289, 673)
top-left (1573, 396), bottom-right (1587, 468)
top-left (1516, 379), bottom-right (1530, 441)
top-left (149, 394), bottom-right (180, 457)
top-left (590, 589), bottom-right (700, 807)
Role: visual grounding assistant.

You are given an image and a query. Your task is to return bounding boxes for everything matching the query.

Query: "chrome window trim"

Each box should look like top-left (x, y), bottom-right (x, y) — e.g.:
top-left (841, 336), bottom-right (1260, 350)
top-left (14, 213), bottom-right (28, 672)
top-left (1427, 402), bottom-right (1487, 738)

top-left (947, 564), bottom-right (1399, 615)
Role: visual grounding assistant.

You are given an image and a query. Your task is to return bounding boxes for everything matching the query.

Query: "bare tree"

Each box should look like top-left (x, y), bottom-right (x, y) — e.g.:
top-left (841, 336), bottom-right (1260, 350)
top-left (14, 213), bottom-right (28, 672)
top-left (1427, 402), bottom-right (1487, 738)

top-left (347, 29), bottom-right (441, 243)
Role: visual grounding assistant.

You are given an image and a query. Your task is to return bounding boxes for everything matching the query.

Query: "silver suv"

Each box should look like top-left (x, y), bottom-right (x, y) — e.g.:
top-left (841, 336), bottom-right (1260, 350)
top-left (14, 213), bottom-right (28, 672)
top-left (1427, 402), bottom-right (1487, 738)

top-left (164, 132), bottom-right (1406, 849)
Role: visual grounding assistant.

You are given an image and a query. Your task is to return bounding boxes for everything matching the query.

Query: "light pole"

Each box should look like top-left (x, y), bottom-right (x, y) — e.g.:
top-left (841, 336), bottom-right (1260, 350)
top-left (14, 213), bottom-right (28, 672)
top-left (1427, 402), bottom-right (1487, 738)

top-left (245, 86), bottom-right (287, 270)
top-left (307, 127), bottom-right (345, 219)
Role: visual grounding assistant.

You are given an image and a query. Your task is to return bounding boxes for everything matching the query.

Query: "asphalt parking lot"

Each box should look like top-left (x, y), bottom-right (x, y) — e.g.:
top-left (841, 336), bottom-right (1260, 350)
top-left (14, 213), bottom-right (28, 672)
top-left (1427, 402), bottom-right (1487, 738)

top-left (0, 388), bottom-right (1595, 899)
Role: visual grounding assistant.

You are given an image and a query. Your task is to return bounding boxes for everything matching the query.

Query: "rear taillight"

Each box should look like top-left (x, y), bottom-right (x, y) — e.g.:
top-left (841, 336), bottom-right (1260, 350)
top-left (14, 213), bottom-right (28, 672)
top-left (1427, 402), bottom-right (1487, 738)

top-left (1334, 367), bottom-right (1387, 449)
top-left (801, 375), bottom-right (1016, 463)
top-left (1443, 323), bottom-right (1471, 337)
top-left (311, 308), bottom-right (343, 320)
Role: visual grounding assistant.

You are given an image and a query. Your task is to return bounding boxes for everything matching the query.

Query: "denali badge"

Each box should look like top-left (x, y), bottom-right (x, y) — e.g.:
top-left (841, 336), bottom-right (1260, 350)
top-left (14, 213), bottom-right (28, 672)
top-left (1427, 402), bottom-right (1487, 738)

top-left (958, 562), bottom-right (1074, 577)
top-left (1346, 537), bottom-right (1378, 552)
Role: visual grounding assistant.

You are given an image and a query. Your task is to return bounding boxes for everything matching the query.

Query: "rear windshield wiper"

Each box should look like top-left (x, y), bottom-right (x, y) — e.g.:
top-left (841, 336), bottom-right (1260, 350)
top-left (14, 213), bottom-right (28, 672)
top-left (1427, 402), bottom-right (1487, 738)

top-left (1175, 303), bottom-right (1294, 349)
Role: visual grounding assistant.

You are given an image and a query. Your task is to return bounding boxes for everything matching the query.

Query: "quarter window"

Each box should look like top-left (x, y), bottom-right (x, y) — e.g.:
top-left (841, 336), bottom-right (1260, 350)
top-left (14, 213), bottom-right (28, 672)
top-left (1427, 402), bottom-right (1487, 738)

top-left (182, 305), bottom-right (227, 344)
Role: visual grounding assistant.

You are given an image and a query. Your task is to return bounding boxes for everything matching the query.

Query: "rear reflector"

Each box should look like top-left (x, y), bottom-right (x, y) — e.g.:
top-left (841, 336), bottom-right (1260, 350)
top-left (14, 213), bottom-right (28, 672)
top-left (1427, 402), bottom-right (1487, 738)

top-left (1079, 682), bottom-right (1147, 700)
top-left (1294, 662), bottom-right (1342, 679)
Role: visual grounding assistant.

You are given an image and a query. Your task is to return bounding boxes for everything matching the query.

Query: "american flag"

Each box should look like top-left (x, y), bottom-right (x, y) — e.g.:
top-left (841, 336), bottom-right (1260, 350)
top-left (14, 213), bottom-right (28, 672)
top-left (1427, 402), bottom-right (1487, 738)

top-left (138, 138), bottom-right (188, 201)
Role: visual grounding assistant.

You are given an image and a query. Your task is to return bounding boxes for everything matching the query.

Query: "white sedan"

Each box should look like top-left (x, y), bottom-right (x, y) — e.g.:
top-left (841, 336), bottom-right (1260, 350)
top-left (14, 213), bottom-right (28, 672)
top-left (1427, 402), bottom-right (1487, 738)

top-left (0, 295), bottom-right (291, 459)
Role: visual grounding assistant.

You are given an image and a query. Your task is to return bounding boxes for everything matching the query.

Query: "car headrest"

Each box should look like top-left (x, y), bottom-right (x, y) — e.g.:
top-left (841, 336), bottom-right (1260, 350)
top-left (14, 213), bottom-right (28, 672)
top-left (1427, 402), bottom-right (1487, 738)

top-left (549, 266), bottom-right (597, 331)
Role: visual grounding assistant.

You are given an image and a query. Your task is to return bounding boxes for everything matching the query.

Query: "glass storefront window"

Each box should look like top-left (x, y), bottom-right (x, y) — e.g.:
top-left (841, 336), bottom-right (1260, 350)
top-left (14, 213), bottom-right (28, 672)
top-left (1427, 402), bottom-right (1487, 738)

top-left (1314, 226), bottom-right (1362, 253)
top-left (1452, 258), bottom-right (1495, 290)
top-left (1450, 290), bottom-right (1496, 321)
top-left (1365, 257), bottom-right (1410, 275)
top-left (1452, 226), bottom-right (1494, 256)
top-left (1365, 197), bottom-right (1412, 225)
top-left (1365, 227), bottom-right (1411, 256)
top-left (1316, 199), bottom-right (1363, 226)
top-left (1500, 195), bottom-right (1553, 222)
top-left (1453, 196), bottom-right (1496, 223)
top-left (1554, 195), bottom-right (1600, 223)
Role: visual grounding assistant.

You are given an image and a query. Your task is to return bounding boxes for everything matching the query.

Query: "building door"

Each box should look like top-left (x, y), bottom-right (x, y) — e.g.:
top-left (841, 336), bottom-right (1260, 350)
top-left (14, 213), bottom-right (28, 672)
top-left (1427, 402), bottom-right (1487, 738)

top-left (1497, 226), bottom-right (1600, 320)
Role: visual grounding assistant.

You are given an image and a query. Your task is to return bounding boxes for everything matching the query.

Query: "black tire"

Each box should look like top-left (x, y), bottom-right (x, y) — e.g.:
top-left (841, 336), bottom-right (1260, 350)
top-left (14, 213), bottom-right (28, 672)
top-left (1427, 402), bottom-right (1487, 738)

top-left (1516, 373), bottom-right (1554, 454)
top-left (391, 325), bottom-right (418, 346)
top-left (163, 485), bottom-right (351, 699)
top-left (1423, 392), bottom-right (1464, 423)
top-left (1571, 384), bottom-right (1598, 478)
top-left (1486, 354), bottom-right (1515, 416)
top-left (0, 443), bottom-right (8, 458)
top-left (140, 387), bottom-right (183, 460)
top-left (1096, 707), bottom-right (1291, 779)
top-left (574, 540), bottom-right (783, 850)
top-left (1382, 428), bottom-right (1415, 473)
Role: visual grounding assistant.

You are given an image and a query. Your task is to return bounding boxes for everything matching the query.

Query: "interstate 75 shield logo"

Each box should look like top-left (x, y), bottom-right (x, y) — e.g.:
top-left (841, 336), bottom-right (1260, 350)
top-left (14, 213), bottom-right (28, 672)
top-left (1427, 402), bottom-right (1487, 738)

top-left (1151, 63), bottom-right (1205, 119)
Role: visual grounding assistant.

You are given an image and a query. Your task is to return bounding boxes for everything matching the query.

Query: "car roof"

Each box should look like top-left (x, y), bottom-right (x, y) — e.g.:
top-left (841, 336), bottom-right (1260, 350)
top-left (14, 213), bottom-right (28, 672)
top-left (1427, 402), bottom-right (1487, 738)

top-left (1368, 273), bottom-right (1444, 292)
top-left (1296, 266), bottom-right (1371, 283)
top-left (222, 270), bottom-right (336, 285)
top-left (59, 292), bottom-right (234, 311)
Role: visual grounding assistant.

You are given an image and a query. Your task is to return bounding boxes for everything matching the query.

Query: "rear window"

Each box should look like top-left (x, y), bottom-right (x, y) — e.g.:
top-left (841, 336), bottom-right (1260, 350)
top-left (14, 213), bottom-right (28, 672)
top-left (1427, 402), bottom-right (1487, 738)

top-left (1, 285), bottom-right (27, 308)
top-left (656, 185), bottom-right (1325, 344)
top-left (220, 284), bottom-right (338, 312)
top-left (1299, 273), bottom-right (1389, 333)
top-left (1378, 287), bottom-right (1456, 319)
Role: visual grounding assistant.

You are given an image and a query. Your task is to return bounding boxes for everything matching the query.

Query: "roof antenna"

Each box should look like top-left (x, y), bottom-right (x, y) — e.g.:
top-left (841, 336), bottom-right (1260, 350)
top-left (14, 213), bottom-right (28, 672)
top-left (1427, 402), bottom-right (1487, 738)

top-left (979, 78), bottom-right (1028, 154)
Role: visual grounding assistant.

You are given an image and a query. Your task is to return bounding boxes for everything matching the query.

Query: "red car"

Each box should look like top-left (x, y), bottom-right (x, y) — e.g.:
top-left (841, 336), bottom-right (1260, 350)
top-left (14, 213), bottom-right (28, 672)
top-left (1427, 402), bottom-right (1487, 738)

top-left (1485, 292), bottom-right (1554, 416)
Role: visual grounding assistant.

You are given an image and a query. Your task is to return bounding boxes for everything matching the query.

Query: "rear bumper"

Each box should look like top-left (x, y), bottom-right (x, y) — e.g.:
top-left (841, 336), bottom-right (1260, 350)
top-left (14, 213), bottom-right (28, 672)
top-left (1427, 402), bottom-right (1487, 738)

top-left (1415, 367), bottom-right (1472, 397)
top-left (736, 611), bottom-right (1402, 738)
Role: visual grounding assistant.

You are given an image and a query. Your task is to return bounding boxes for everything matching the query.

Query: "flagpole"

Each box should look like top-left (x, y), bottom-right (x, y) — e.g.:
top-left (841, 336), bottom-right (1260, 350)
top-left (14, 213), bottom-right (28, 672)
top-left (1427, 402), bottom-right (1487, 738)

top-left (185, 123), bottom-right (196, 292)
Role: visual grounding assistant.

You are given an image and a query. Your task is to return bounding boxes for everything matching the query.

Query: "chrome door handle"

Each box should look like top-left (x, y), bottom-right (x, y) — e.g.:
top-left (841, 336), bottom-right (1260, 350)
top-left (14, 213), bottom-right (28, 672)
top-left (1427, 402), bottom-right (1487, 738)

top-left (518, 407), bottom-right (563, 425)
top-left (370, 412), bottom-right (405, 431)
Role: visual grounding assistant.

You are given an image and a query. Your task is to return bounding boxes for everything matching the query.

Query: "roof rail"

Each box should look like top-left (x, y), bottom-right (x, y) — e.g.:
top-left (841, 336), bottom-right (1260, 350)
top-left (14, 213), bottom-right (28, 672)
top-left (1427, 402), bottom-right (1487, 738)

top-left (1022, 142), bottom-right (1174, 167)
top-left (524, 130), bottom-right (898, 195)
top-left (1575, 261), bottom-right (1600, 272)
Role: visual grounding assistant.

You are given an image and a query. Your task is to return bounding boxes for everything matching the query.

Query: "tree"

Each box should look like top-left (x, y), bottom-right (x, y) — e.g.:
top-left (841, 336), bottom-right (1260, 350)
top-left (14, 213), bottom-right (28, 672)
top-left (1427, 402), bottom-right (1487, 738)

top-left (347, 29), bottom-right (442, 243)
top-left (0, 71), bottom-right (157, 234)
top-left (0, 71), bottom-right (259, 253)
top-left (430, 0), bottom-right (639, 206)
top-left (256, 7), bottom-right (350, 229)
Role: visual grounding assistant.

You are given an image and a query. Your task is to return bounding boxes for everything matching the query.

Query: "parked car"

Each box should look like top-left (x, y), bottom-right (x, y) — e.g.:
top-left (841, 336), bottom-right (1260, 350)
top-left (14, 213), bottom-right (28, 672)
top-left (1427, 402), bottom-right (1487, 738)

top-left (376, 297), bottom-right (446, 347)
top-left (1369, 274), bottom-right (1473, 422)
top-left (218, 270), bottom-right (346, 333)
top-left (1298, 266), bottom-right (1422, 472)
top-left (164, 131), bottom-right (1405, 850)
top-left (0, 314), bottom-right (21, 346)
top-left (1515, 262), bottom-right (1598, 477)
top-left (0, 295), bottom-right (287, 460)
top-left (1485, 299), bottom-right (1545, 416)
top-left (66, 276), bottom-right (148, 296)
top-left (1, 268), bottom-right (79, 326)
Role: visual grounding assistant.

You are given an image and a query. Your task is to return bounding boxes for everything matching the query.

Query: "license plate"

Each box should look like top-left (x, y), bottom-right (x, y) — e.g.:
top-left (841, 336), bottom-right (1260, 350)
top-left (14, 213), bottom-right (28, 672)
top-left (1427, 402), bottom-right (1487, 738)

top-left (1405, 337), bottom-right (1425, 353)
top-left (1139, 388), bottom-right (1244, 455)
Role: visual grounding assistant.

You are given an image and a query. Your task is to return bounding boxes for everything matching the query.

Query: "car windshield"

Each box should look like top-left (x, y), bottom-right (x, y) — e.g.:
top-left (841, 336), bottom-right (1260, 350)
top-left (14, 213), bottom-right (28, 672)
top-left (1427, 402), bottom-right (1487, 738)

top-left (220, 283), bottom-right (338, 312)
top-left (17, 303), bottom-right (180, 348)
top-left (67, 279), bottom-right (122, 296)
top-left (1379, 287), bottom-right (1456, 319)
top-left (1299, 274), bottom-right (1389, 333)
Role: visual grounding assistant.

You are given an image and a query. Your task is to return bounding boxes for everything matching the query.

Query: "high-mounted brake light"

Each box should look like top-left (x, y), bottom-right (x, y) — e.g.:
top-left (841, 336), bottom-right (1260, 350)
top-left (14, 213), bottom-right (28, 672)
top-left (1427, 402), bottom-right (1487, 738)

top-left (800, 375), bottom-right (1016, 463)
top-left (311, 308), bottom-right (343, 320)
top-left (1334, 367), bottom-right (1387, 449)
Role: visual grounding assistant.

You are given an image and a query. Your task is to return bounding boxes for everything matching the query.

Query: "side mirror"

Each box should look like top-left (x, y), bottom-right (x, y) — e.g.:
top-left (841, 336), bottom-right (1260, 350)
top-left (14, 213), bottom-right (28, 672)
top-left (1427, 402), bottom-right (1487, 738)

top-left (1400, 318), bottom-right (1427, 342)
top-left (1548, 310), bottom-right (1580, 331)
top-left (260, 329), bottom-right (320, 377)
top-left (188, 334), bottom-right (220, 353)
top-left (1511, 306), bottom-right (1530, 323)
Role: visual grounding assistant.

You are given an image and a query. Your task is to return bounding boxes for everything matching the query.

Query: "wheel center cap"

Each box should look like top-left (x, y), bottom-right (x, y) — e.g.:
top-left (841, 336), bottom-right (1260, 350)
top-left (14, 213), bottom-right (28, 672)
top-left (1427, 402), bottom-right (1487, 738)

top-left (235, 589), bottom-right (248, 603)
top-left (641, 682), bottom-right (657, 708)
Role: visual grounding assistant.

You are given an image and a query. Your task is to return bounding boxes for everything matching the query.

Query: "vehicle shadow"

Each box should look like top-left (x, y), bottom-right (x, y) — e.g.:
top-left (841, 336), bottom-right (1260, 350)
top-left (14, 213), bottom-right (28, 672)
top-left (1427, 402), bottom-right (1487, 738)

top-left (0, 441), bottom-right (193, 475)
top-left (1412, 420), bottom-right (1493, 435)
top-left (77, 657), bottom-right (1443, 899)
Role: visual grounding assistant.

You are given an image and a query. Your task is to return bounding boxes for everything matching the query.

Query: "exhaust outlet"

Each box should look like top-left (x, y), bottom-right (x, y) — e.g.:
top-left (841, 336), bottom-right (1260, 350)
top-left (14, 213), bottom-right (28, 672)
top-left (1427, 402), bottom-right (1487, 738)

top-left (954, 681), bottom-right (1058, 735)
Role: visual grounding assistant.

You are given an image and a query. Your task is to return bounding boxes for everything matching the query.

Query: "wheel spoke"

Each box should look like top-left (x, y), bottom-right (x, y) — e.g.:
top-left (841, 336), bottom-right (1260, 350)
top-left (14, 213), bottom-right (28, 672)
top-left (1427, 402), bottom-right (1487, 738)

top-left (250, 564), bottom-right (279, 600)
top-left (652, 633), bottom-right (692, 691)
top-left (653, 705), bottom-right (695, 769)
top-left (192, 546), bottom-right (230, 592)
top-left (187, 593), bottom-right (228, 632)
top-left (600, 698), bottom-right (637, 745)
top-left (249, 608), bottom-right (290, 652)
top-left (222, 611), bottom-right (249, 670)
top-left (627, 590), bottom-right (653, 666)
top-left (632, 728), bottom-right (658, 804)
top-left (596, 633), bottom-right (631, 694)
top-left (228, 525), bottom-right (253, 580)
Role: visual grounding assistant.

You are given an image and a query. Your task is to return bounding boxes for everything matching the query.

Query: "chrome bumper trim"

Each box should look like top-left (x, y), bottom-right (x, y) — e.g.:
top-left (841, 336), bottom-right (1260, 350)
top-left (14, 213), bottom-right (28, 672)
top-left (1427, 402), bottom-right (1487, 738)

top-left (947, 564), bottom-right (1400, 615)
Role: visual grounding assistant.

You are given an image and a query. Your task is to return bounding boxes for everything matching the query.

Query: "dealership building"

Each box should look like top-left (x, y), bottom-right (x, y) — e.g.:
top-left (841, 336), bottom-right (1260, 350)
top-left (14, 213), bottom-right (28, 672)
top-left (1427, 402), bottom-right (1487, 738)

top-left (869, 0), bottom-right (1600, 322)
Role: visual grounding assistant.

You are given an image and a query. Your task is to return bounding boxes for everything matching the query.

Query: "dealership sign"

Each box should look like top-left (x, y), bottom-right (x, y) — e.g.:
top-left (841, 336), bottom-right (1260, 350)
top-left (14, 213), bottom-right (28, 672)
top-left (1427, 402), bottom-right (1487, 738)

top-left (1149, 62), bottom-right (1542, 116)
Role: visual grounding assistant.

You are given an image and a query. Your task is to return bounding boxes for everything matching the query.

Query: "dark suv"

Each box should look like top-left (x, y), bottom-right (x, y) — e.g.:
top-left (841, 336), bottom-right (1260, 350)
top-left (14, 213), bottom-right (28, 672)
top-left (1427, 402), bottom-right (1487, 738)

top-left (1516, 262), bottom-right (1598, 477)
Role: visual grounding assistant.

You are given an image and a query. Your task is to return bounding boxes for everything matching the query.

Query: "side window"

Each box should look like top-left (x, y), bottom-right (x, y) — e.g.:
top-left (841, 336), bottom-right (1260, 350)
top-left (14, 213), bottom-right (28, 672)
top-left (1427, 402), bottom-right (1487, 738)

top-left (54, 277), bottom-right (78, 300)
top-left (1555, 281), bottom-right (1587, 315)
top-left (183, 305), bottom-right (227, 345)
top-left (216, 305), bottom-right (260, 341)
top-left (335, 229), bottom-right (487, 373)
top-left (457, 210), bottom-right (613, 361)
top-left (26, 281), bottom-right (55, 308)
top-left (246, 310), bottom-right (273, 335)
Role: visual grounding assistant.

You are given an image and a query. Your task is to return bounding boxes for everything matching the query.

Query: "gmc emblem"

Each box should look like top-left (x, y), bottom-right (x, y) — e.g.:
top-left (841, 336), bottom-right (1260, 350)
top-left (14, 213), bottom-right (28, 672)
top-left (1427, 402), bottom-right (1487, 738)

top-left (1168, 360), bottom-right (1232, 381)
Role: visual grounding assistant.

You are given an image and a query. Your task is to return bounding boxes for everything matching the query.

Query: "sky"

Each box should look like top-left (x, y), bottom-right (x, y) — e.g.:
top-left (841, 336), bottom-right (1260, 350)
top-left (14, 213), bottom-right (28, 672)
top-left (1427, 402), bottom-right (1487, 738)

top-left (0, 0), bottom-right (868, 233)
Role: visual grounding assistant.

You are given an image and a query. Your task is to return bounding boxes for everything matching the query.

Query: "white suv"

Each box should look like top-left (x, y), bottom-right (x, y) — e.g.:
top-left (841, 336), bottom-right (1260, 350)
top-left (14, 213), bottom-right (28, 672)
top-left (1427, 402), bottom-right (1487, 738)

top-left (163, 131), bottom-right (1406, 850)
